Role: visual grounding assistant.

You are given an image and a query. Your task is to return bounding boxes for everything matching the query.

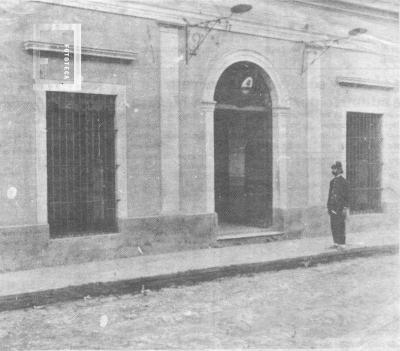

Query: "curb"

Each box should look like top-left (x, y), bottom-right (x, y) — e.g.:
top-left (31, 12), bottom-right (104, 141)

top-left (0, 244), bottom-right (397, 312)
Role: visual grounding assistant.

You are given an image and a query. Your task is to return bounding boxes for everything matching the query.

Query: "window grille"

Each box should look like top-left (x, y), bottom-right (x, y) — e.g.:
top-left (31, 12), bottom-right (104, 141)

top-left (46, 92), bottom-right (117, 237)
top-left (346, 112), bottom-right (383, 214)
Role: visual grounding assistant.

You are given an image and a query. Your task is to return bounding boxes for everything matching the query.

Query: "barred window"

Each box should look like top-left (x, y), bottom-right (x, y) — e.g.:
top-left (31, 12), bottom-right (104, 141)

top-left (46, 92), bottom-right (117, 237)
top-left (346, 112), bottom-right (383, 214)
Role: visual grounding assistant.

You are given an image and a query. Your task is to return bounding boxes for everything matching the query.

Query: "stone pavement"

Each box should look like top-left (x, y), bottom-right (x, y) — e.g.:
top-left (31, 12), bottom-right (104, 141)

top-left (0, 230), bottom-right (398, 311)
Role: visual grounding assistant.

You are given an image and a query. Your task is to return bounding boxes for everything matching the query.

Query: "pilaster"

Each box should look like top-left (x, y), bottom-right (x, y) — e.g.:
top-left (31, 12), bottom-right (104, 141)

top-left (272, 106), bottom-right (290, 211)
top-left (159, 25), bottom-right (180, 214)
top-left (305, 44), bottom-right (323, 207)
top-left (201, 101), bottom-right (217, 213)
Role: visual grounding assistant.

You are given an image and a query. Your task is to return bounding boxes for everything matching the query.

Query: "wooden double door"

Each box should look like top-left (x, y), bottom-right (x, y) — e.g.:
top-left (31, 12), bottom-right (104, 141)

top-left (214, 108), bottom-right (273, 227)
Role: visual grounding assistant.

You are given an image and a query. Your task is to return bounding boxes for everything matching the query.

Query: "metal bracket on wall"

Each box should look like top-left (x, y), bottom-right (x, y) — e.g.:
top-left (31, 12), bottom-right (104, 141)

top-left (300, 27), bottom-right (368, 75)
top-left (183, 16), bottom-right (231, 64)
top-left (183, 4), bottom-right (252, 64)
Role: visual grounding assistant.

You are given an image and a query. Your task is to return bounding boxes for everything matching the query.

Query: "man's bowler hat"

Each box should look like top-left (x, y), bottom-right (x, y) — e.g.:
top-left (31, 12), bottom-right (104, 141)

top-left (331, 161), bottom-right (343, 172)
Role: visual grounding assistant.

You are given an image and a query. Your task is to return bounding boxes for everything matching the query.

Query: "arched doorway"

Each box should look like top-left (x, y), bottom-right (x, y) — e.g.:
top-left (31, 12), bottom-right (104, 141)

top-left (214, 61), bottom-right (273, 229)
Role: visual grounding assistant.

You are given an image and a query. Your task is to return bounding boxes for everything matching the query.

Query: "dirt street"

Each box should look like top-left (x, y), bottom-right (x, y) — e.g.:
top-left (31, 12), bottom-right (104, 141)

top-left (0, 255), bottom-right (398, 349)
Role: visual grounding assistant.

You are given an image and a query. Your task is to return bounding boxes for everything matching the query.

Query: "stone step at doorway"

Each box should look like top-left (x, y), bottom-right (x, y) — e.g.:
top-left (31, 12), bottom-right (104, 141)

top-left (215, 223), bottom-right (285, 247)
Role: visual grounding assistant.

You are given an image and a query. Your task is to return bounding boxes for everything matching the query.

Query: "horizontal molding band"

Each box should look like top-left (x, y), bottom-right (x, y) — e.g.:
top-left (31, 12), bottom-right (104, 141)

top-left (292, 0), bottom-right (398, 21)
top-left (24, 40), bottom-right (137, 62)
top-left (336, 76), bottom-right (397, 90)
top-left (215, 103), bottom-right (268, 112)
top-left (30, 0), bottom-right (398, 58)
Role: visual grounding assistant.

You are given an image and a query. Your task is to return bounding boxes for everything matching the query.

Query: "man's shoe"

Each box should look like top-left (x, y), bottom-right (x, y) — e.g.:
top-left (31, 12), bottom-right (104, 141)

top-left (337, 244), bottom-right (346, 251)
top-left (327, 244), bottom-right (339, 249)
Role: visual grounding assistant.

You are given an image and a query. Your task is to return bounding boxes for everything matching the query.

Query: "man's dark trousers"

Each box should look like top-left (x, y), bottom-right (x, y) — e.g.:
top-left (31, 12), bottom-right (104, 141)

top-left (330, 211), bottom-right (346, 245)
top-left (327, 174), bottom-right (348, 245)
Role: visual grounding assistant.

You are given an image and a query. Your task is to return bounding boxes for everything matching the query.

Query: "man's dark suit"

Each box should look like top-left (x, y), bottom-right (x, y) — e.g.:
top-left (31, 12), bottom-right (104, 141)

top-left (327, 175), bottom-right (349, 245)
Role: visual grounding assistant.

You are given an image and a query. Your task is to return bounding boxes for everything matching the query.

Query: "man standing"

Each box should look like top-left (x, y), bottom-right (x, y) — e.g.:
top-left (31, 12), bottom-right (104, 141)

top-left (327, 161), bottom-right (349, 249)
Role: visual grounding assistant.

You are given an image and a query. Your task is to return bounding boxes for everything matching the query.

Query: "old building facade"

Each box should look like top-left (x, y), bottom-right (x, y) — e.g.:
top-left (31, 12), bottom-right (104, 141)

top-left (0, 0), bottom-right (399, 271)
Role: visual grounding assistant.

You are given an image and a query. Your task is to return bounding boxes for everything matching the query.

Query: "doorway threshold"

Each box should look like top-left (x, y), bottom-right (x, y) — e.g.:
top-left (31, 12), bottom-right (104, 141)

top-left (216, 223), bottom-right (284, 243)
top-left (217, 223), bottom-right (268, 235)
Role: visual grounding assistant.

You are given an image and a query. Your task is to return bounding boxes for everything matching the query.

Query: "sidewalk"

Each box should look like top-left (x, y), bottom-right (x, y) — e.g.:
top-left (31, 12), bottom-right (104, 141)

top-left (0, 230), bottom-right (398, 312)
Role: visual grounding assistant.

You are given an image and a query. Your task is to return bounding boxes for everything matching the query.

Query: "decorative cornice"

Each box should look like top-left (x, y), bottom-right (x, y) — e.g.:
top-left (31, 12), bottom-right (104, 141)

top-left (24, 40), bottom-right (137, 61)
top-left (29, 0), bottom-right (320, 42)
top-left (31, 0), bottom-right (399, 23)
top-left (292, 0), bottom-right (398, 21)
top-left (29, 0), bottom-right (398, 58)
top-left (336, 76), bottom-right (397, 90)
